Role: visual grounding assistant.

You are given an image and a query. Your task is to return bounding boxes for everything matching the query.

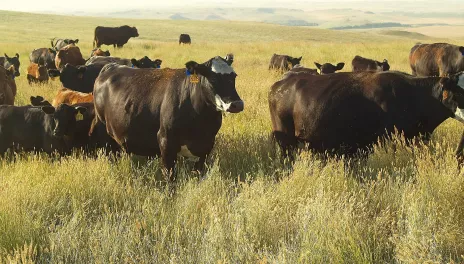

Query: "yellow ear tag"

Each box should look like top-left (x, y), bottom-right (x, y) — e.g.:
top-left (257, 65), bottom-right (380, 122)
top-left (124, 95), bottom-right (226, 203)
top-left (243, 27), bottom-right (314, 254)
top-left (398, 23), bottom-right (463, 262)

top-left (75, 112), bottom-right (84, 121)
top-left (190, 73), bottom-right (200, 84)
top-left (443, 90), bottom-right (449, 100)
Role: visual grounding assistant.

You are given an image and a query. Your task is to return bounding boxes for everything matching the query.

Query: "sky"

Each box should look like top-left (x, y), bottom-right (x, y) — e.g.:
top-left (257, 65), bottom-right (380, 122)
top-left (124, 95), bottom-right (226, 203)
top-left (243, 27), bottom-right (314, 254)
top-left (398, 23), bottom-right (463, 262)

top-left (0, 0), bottom-right (460, 13)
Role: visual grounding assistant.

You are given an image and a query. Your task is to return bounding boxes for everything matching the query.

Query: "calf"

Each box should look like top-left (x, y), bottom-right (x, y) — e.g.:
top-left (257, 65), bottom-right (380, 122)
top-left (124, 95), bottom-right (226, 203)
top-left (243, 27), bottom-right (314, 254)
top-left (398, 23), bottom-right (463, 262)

top-left (352, 56), bottom-right (390, 72)
top-left (0, 104), bottom-right (87, 155)
top-left (90, 48), bottom-right (110, 57)
top-left (0, 53), bottom-right (20, 77)
top-left (269, 54), bottom-right (302, 72)
top-left (55, 45), bottom-right (86, 70)
top-left (314, 62), bottom-right (345, 74)
top-left (52, 88), bottom-right (93, 107)
top-left (27, 60), bottom-right (49, 85)
top-left (29, 48), bottom-right (57, 70)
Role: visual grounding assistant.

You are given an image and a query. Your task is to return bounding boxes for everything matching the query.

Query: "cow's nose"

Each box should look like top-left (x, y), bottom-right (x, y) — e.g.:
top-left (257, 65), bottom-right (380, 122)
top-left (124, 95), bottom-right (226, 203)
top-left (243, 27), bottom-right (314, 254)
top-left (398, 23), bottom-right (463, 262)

top-left (227, 100), bottom-right (244, 113)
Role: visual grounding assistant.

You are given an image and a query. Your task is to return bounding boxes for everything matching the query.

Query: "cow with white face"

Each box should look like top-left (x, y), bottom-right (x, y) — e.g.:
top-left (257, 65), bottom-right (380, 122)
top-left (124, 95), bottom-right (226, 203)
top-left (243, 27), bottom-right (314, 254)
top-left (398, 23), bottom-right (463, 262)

top-left (92, 56), bottom-right (244, 180)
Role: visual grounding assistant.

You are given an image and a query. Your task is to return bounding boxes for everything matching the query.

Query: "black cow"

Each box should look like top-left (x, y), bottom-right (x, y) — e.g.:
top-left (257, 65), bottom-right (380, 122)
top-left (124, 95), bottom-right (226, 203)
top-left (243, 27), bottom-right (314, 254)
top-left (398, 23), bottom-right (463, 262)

top-left (410, 43), bottom-right (464, 77)
top-left (352, 56), bottom-right (390, 72)
top-left (130, 56), bottom-right (162, 68)
top-left (92, 56), bottom-right (244, 179)
top-left (0, 53), bottom-right (20, 77)
top-left (30, 96), bottom-right (52, 106)
top-left (314, 62), bottom-right (345, 74)
top-left (51, 38), bottom-right (79, 50)
top-left (0, 104), bottom-right (87, 156)
top-left (269, 71), bottom-right (464, 158)
top-left (269, 54), bottom-right (302, 72)
top-left (48, 63), bottom-right (105, 93)
top-left (29, 48), bottom-right (57, 70)
top-left (94, 26), bottom-right (139, 48)
top-left (179, 34), bottom-right (191, 45)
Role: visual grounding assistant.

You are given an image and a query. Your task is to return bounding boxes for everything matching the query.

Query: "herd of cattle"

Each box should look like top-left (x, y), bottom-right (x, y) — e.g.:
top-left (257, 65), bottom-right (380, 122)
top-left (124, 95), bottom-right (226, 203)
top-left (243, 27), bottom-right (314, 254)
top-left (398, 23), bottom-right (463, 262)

top-left (0, 25), bottom-right (464, 178)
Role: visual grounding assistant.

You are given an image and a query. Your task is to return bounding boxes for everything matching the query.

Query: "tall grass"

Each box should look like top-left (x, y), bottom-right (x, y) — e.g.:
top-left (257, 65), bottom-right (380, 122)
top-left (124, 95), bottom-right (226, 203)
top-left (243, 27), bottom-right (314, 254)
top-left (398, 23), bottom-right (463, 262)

top-left (1, 10), bottom-right (464, 263)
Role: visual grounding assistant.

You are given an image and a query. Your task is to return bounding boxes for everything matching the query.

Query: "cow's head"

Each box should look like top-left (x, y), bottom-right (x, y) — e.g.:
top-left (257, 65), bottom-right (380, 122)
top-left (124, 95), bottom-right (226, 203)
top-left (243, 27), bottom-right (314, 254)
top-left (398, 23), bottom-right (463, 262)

top-left (4, 53), bottom-right (20, 77)
top-left (30, 96), bottom-right (52, 106)
top-left (314, 62), bottom-right (345, 74)
top-left (377, 59), bottom-right (390, 71)
top-left (132, 27), bottom-right (139, 37)
top-left (185, 56), bottom-right (244, 113)
top-left (439, 72), bottom-right (464, 123)
top-left (131, 56), bottom-right (161, 68)
top-left (224, 53), bottom-right (234, 66)
top-left (41, 104), bottom-right (87, 138)
top-left (287, 56), bottom-right (302, 69)
top-left (5, 65), bottom-right (16, 79)
top-left (58, 64), bottom-right (86, 90)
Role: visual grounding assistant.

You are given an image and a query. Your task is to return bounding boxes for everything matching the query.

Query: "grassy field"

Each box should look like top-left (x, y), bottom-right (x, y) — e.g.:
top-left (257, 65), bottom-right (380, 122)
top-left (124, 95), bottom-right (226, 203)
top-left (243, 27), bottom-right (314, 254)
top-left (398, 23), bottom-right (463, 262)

top-left (1, 10), bottom-right (464, 263)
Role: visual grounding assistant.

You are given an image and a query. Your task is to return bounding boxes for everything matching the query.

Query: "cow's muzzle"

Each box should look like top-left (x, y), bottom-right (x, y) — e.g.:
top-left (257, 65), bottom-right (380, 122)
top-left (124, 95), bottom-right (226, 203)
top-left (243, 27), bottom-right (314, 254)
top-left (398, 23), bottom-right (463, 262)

top-left (227, 100), bottom-right (244, 113)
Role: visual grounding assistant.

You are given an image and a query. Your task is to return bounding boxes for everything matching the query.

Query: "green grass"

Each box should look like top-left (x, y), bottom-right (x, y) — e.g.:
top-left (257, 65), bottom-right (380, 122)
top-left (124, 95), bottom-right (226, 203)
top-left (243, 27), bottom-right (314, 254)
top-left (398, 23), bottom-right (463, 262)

top-left (1, 10), bottom-right (464, 263)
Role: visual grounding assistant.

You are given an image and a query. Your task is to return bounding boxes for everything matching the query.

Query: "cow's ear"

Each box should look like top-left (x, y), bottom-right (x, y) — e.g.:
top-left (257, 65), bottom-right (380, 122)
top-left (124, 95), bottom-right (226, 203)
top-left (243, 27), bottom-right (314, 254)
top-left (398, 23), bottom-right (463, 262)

top-left (460, 47), bottom-right (464, 56)
top-left (41, 106), bottom-right (55, 115)
top-left (336, 63), bottom-right (345, 70)
top-left (15, 53), bottom-right (19, 58)
top-left (185, 61), bottom-right (198, 74)
top-left (383, 59), bottom-right (388, 63)
top-left (314, 62), bottom-right (322, 69)
top-left (4, 53), bottom-right (9, 59)
top-left (75, 39), bottom-right (79, 44)
top-left (131, 59), bottom-right (139, 68)
top-left (298, 56), bottom-right (302, 60)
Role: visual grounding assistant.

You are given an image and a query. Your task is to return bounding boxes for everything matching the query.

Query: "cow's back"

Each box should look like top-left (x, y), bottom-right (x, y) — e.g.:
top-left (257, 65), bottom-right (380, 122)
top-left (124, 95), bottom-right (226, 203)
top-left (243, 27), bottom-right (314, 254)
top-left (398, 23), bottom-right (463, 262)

top-left (352, 56), bottom-right (377, 72)
top-left (410, 43), bottom-right (464, 76)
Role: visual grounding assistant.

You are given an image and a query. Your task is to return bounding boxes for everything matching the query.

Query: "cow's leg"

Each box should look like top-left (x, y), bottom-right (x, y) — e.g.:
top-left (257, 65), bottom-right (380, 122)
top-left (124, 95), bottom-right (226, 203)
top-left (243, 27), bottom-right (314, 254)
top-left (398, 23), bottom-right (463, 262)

top-left (157, 129), bottom-right (179, 182)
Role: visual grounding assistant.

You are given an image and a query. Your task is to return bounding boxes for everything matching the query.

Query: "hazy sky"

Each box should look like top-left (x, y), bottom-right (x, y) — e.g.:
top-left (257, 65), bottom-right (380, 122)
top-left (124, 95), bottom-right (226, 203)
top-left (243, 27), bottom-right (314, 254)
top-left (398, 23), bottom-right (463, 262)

top-left (0, 0), bottom-right (460, 12)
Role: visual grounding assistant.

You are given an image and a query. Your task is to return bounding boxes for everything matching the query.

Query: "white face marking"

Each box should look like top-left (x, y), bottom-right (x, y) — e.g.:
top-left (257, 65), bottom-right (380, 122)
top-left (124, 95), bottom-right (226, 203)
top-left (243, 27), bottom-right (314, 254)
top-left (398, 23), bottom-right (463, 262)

top-left (215, 94), bottom-right (232, 112)
top-left (178, 145), bottom-right (200, 161)
top-left (211, 57), bottom-right (234, 74)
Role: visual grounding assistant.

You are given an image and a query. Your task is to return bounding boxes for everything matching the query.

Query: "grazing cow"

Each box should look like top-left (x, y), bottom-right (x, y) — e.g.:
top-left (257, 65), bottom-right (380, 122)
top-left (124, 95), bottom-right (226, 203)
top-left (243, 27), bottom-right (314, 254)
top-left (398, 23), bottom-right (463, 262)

top-left (130, 56), bottom-right (162, 68)
top-left (269, 71), bottom-right (464, 158)
top-left (30, 96), bottom-right (52, 106)
top-left (352, 56), bottom-right (390, 72)
top-left (48, 63), bottom-right (105, 93)
top-left (224, 53), bottom-right (234, 65)
top-left (269, 54), bottom-right (302, 72)
top-left (55, 45), bottom-right (86, 70)
top-left (29, 48), bottom-right (57, 70)
top-left (51, 38), bottom-right (79, 50)
top-left (0, 66), bottom-right (16, 105)
top-left (0, 53), bottom-right (20, 77)
top-left (93, 26), bottom-right (139, 48)
top-left (179, 34), bottom-right (191, 45)
top-left (52, 88), bottom-right (93, 107)
top-left (27, 60), bottom-right (49, 85)
top-left (314, 62), bottom-right (345, 74)
top-left (0, 104), bottom-right (87, 156)
top-left (90, 48), bottom-right (110, 57)
top-left (409, 43), bottom-right (464, 77)
top-left (92, 56), bottom-right (244, 178)
top-left (85, 56), bottom-right (132, 67)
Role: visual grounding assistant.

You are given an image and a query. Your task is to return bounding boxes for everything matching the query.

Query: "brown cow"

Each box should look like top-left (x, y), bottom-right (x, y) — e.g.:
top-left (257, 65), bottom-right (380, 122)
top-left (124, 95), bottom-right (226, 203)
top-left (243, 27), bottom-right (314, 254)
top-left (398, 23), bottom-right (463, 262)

top-left (27, 60), bottom-right (49, 85)
top-left (52, 88), bottom-right (93, 107)
top-left (0, 66), bottom-right (16, 105)
top-left (55, 45), bottom-right (86, 70)
top-left (410, 43), bottom-right (464, 77)
top-left (269, 54), bottom-right (302, 72)
top-left (352, 55), bottom-right (390, 72)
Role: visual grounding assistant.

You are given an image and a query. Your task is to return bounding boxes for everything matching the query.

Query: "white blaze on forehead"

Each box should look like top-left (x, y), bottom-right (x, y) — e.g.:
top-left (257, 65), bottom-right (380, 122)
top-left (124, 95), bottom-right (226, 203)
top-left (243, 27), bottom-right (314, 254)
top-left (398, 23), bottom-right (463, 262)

top-left (211, 57), bottom-right (234, 74)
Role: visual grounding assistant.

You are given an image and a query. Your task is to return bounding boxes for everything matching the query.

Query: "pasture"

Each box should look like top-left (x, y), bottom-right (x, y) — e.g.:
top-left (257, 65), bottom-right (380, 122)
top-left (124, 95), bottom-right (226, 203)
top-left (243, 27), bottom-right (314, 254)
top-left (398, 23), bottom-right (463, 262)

top-left (1, 10), bottom-right (464, 263)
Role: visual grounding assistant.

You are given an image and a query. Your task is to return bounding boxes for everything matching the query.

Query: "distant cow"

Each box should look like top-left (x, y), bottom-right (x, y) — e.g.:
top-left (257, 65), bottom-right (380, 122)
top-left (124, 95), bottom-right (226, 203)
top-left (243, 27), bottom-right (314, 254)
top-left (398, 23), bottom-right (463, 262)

top-left (93, 26), bottom-right (139, 48)
top-left (51, 38), bottom-right (79, 50)
top-left (27, 60), bottom-right (49, 85)
top-left (352, 56), bottom-right (390, 72)
top-left (269, 54), bottom-right (302, 72)
top-left (55, 45), bottom-right (86, 70)
top-left (48, 63), bottom-right (105, 93)
top-left (0, 66), bottom-right (16, 105)
top-left (409, 43), bottom-right (464, 77)
top-left (52, 88), bottom-right (93, 107)
top-left (269, 71), bottom-right (464, 158)
top-left (224, 53), bottom-right (234, 65)
top-left (131, 56), bottom-right (162, 68)
top-left (314, 62), bottom-right (345, 74)
top-left (29, 48), bottom-right (57, 70)
top-left (179, 34), bottom-right (191, 45)
top-left (90, 48), bottom-right (110, 57)
top-left (0, 53), bottom-right (20, 77)
top-left (0, 104), bottom-right (87, 156)
top-left (92, 56), bottom-right (244, 178)
top-left (85, 56), bottom-right (132, 67)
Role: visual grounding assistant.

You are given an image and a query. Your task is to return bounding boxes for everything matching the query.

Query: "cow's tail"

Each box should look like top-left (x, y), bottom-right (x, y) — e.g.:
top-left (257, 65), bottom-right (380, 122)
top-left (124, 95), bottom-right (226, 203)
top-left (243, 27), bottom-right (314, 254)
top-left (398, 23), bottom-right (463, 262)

top-left (50, 37), bottom-right (56, 48)
top-left (89, 114), bottom-right (100, 137)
